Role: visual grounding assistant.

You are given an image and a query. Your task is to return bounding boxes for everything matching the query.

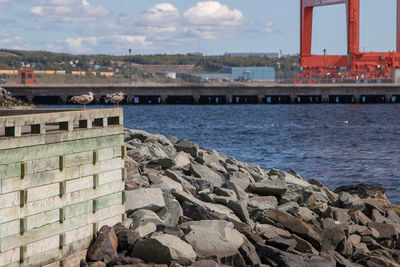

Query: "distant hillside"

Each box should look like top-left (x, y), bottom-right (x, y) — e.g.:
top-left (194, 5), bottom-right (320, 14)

top-left (0, 49), bottom-right (300, 80)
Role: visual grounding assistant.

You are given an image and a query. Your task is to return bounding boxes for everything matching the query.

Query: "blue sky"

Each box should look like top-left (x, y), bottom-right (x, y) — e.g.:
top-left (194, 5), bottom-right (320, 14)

top-left (0, 0), bottom-right (398, 55)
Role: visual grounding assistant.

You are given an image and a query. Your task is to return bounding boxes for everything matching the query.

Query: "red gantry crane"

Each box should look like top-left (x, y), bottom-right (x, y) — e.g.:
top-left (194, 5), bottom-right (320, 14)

top-left (298, 0), bottom-right (400, 83)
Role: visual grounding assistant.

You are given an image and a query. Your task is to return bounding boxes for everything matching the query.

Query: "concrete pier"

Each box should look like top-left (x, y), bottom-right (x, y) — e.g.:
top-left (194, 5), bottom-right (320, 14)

top-left (4, 83), bottom-right (400, 104)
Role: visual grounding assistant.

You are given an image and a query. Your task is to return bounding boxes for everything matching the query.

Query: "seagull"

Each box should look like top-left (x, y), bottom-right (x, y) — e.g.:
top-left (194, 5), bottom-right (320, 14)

top-left (71, 92), bottom-right (94, 109)
top-left (105, 92), bottom-right (125, 107)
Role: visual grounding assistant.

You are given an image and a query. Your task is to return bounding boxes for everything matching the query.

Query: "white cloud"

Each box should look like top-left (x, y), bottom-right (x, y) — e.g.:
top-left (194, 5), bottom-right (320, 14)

top-left (265, 21), bottom-right (273, 34)
top-left (184, 1), bottom-right (245, 26)
top-left (64, 35), bottom-right (151, 54)
top-left (0, 30), bottom-right (29, 49)
top-left (30, 0), bottom-right (110, 22)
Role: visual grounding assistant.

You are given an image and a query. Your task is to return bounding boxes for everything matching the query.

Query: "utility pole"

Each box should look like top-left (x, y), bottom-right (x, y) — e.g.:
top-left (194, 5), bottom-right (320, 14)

top-left (128, 48), bottom-right (132, 84)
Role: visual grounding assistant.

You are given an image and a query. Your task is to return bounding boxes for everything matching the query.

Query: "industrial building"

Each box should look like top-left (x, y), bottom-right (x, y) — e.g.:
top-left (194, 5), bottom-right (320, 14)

top-left (188, 67), bottom-right (275, 82)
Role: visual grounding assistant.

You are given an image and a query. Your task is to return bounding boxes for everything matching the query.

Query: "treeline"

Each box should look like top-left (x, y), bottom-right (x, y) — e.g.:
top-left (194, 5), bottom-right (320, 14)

top-left (0, 49), bottom-right (300, 80)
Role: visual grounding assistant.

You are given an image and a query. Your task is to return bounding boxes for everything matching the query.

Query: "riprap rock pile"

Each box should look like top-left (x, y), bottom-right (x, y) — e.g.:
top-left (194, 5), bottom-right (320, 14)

top-left (83, 129), bottom-right (400, 267)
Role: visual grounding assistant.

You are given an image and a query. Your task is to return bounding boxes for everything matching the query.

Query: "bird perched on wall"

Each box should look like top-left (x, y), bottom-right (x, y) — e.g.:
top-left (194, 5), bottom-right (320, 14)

top-left (71, 92), bottom-right (94, 109)
top-left (105, 92), bottom-right (125, 107)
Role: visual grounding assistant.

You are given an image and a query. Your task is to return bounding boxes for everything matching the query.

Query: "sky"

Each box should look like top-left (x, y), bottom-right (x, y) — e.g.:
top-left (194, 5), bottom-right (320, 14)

top-left (0, 0), bottom-right (398, 55)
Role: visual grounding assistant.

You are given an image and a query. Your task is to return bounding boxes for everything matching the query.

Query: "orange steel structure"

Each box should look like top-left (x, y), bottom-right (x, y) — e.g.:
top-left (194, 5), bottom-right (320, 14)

top-left (298, 0), bottom-right (400, 83)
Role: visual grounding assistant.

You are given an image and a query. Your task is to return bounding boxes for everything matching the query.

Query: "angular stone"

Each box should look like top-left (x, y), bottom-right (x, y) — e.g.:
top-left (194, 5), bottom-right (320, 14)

top-left (132, 234), bottom-right (196, 265)
top-left (87, 226), bottom-right (119, 263)
top-left (334, 184), bottom-right (387, 199)
top-left (366, 256), bottom-right (400, 267)
top-left (133, 222), bottom-right (157, 238)
top-left (265, 236), bottom-right (297, 251)
top-left (182, 220), bottom-right (244, 258)
top-left (249, 180), bottom-right (287, 197)
top-left (153, 176), bottom-right (183, 192)
top-left (322, 218), bottom-right (346, 249)
top-left (229, 169), bottom-right (255, 191)
top-left (387, 209), bottom-right (400, 224)
top-left (337, 192), bottom-right (365, 211)
top-left (255, 224), bottom-right (292, 239)
top-left (190, 163), bottom-right (222, 187)
top-left (349, 234), bottom-right (361, 246)
top-left (367, 222), bottom-right (398, 239)
top-left (297, 207), bottom-right (318, 223)
top-left (175, 139), bottom-right (199, 157)
top-left (172, 151), bottom-right (191, 168)
top-left (125, 188), bottom-right (166, 213)
top-left (248, 196), bottom-right (278, 210)
top-left (255, 243), bottom-right (333, 267)
top-left (278, 201), bottom-right (300, 215)
top-left (238, 237), bottom-right (262, 266)
top-left (156, 225), bottom-right (184, 238)
top-left (266, 209), bottom-right (322, 250)
top-left (147, 158), bottom-right (175, 169)
top-left (157, 193), bottom-right (183, 227)
top-left (291, 234), bottom-right (319, 254)
top-left (227, 200), bottom-right (250, 223)
top-left (181, 201), bottom-right (219, 221)
top-left (113, 223), bottom-right (137, 252)
top-left (129, 209), bottom-right (164, 227)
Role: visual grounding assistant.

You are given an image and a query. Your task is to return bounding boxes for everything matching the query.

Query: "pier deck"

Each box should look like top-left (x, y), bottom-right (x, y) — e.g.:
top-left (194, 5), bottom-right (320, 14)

top-left (3, 83), bottom-right (400, 104)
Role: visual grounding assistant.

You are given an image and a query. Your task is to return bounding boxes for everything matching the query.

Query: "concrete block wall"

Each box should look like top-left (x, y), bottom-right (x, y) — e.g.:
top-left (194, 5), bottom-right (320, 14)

top-left (0, 108), bottom-right (126, 267)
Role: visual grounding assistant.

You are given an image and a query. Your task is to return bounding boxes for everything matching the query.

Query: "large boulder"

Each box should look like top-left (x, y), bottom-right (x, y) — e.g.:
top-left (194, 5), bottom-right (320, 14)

top-left (125, 188), bottom-right (166, 213)
top-left (249, 180), bottom-right (287, 197)
top-left (181, 220), bottom-right (244, 258)
top-left (87, 226), bottom-right (119, 263)
top-left (132, 234), bottom-right (196, 265)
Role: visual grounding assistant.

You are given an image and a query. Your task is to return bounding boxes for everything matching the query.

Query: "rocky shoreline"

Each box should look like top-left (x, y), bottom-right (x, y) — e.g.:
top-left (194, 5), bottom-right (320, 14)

top-left (82, 128), bottom-right (400, 267)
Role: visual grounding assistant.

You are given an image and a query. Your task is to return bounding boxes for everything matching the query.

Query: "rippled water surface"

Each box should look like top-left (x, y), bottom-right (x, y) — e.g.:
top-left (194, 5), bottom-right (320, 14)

top-left (46, 104), bottom-right (400, 204)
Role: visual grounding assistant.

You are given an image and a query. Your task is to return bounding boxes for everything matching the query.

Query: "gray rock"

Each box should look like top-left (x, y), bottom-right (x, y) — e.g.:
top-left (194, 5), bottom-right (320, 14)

top-left (129, 209), bottom-right (164, 226)
top-left (265, 236), bottom-right (297, 251)
top-left (127, 146), bottom-right (153, 162)
top-left (133, 222), bottom-right (157, 238)
top-left (321, 218), bottom-right (346, 250)
top-left (172, 151), bottom-right (191, 168)
top-left (203, 202), bottom-right (242, 223)
top-left (255, 223), bottom-right (292, 239)
top-left (387, 209), bottom-right (400, 223)
top-left (157, 193), bottom-right (183, 226)
top-left (181, 201), bottom-right (220, 221)
top-left (249, 180), bottom-right (287, 197)
top-left (125, 188), bottom-right (166, 213)
top-left (152, 176), bottom-right (183, 192)
top-left (182, 220), bottom-right (244, 258)
top-left (144, 142), bottom-right (170, 161)
top-left (229, 169), bottom-right (255, 190)
top-left (238, 237), bottom-right (262, 266)
top-left (190, 163), bottom-right (223, 187)
top-left (248, 196), bottom-right (278, 210)
top-left (132, 234), bottom-right (196, 265)
top-left (227, 200), bottom-right (251, 223)
top-left (174, 139), bottom-right (199, 157)
top-left (223, 181), bottom-right (249, 203)
top-left (367, 222), bottom-right (398, 239)
top-left (278, 201), bottom-right (300, 215)
top-left (297, 207), bottom-right (318, 223)
top-left (255, 243), bottom-right (334, 267)
top-left (266, 209), bottom-right (322, 250)
top-left (113, 223), bottom-right (136, 252)
top-left (337, 192), bottom-right (365, 211)
top-left (147, 158), bottom-right (175, 169)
